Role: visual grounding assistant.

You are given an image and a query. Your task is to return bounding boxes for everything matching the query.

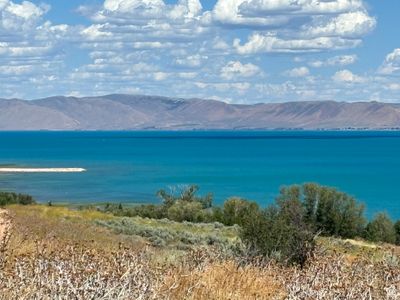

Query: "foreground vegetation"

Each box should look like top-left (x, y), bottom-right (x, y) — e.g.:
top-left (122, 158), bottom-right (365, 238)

top-left (100, 184), bottom-right (400, 265)
top-left (1, 204), bottom-right (399, 299)
top-left (1, 184), bottom-right (400, 298)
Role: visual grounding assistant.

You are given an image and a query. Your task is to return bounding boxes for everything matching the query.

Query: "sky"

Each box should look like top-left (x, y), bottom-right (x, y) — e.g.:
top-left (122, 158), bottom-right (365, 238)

top-left (0, 0), bottom-right (400, 103)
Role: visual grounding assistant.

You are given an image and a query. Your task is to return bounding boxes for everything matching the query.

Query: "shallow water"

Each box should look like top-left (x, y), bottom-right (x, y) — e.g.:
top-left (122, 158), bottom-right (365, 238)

top-left (0, 131), bottom-right (399, 218)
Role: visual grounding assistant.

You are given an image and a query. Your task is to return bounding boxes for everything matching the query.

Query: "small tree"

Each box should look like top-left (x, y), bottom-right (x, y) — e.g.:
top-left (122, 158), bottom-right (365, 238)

top-left (222, 197), bottom-right (260, 226)
top-left (0, 192), bottom-right (36, 206)
top-left (240, 194), bottom-right (315, 266)
top-left (157, 185), bottom-right (213, 209)
top-left (167, 201), bottom-right (204, 222)
top-left (279, 183), bottom-right (366, 238)
top-left (365, 212), bottom-right (396, 244)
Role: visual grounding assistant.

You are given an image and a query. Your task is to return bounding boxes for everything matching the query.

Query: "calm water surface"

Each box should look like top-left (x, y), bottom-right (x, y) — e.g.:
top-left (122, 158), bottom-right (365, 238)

top-left (0, 131), bottom-right (399, 218)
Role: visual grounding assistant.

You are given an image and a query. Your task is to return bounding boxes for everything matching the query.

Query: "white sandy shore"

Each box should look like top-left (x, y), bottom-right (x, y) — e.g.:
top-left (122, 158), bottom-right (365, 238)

top-left (0, 168), bottom-right (86, 173)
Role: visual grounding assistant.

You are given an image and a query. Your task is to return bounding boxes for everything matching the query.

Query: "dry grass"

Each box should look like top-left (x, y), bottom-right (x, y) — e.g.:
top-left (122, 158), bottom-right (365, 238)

top-left (1, 205), bottom-right (400, 299)
top-left (282, 250), bottom-right (400, 299)
top-left (0, 244), bottom-right (159, 300)
top-left (7, 204), bottom-right (146, 256)
top-left (161, 260), bottom-right (285, 300)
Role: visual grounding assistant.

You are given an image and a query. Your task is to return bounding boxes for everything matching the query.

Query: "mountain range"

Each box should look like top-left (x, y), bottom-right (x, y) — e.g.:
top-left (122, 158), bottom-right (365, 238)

top-left (1, 94), bottom-right (400, 130)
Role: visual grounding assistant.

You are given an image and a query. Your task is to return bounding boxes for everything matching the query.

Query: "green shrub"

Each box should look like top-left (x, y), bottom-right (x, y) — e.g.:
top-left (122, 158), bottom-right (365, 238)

top-left (157, 185), bottom-right (213, 209)
top-left (0, 192), bottom-right (36, 206)
top-left (96, 217), bottom-right (236, 249)
top-left (365, 213), bottom-right (396, 244)
top-left (240, 194), bottom-right (315, 266)
top-left (167, 201), bottom-right (204, 222)
top-left (278, 183), bottom-right (366, 238)
top-left (222, 197), bottom-right (260, 226)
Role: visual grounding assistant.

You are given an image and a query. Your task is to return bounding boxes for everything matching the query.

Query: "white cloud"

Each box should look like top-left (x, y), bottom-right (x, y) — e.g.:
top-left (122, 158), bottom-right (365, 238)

top-left (332, 69), bottom-right (365, 83)
top-left (387, 83), bottom-right (400, 91)
top-left (5, 1), bottom-right (48, 19)
top-left (0, 0), bottom-right (47, 33)
top-left (178, 72), bottom-right (197, 79)
top-left (309, 55), bottom-right (357, 68)
top-left (300, 11), bottom-right (376, 39)
top-left (220, 61), bottom-right (261, 80)
top-left (234, 34), bottom-right (360, 54)
top-left (212, 37), bottom-right (230, 50)
top-left (153, 72), bottom-right (168, 81)
top-left (238, 0), bottom-right (365, 16)
top-left (213, 0), bottom-right (368, 27)
top-left (0, 0), bottom-right (397, 104)
top-left (102, 0), bottom-right (202, 19)
top-left (81, 24), bottom-right (113, 40)
top-left (0, 65), bottom-right (34, 75)
top-left (195, 81), bottom-right (251, 92)
top-left (213, 0), bottom-right (291, 27)
top-left (0, 0), bottom-right (68, 90)
top-left (378, 49), bottom-right (400, 75)
top-left (103, 0), bottom-right (164, 12)
top-left (214, 0), bottom-right (374, 54)
top-left (284, 67), bottom-right (310, 77)
top-left (92, 0), bottom-right (204, 24)
top-left (175, 54), bottom-right (207, 68)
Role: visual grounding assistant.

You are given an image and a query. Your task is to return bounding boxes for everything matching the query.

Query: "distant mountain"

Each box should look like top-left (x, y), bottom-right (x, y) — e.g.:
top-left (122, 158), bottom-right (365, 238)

top-left (1, 94), bottom-right (400, 130)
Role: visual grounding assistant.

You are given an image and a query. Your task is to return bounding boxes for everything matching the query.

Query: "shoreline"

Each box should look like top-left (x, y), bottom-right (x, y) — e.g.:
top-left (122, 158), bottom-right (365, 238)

top-left (0, 168), bottom-right (86, 173)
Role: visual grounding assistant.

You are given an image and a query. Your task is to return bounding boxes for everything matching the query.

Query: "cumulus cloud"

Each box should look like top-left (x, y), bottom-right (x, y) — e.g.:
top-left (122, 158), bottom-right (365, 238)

top-left (0, 0), bottom-right (398, 103)
top-left (0, 0), bottom-right (68, 84)
top-left (378, 49), bottom-right (400, 75)
top-left (214, 0), bottom-right (376, 54)
top-left (284, 67), bottom-right (310, 77)
top-left (332, 69), bottom-right (365, 83)
top-left (101, 0), bottom-right (202, 19)
top-left (220, 61), bottom-right (262, 80)
top-left (300, 11), bottom-right (376, 39)
top-left (213, 0), bottom-right (369, 26)
top-left (0, 0), bottom-right (49, 33)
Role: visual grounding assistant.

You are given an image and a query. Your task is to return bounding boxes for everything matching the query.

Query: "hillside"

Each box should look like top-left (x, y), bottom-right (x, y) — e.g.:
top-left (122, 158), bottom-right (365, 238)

top-left (1, 94), bottom-right (400, 130)
top-left (1, 204), bottom-right (399, 299)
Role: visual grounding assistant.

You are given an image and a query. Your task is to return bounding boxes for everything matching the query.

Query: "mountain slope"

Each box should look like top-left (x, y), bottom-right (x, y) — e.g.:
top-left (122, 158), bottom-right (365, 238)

top-left (1, 94), bottom-right (400, 130)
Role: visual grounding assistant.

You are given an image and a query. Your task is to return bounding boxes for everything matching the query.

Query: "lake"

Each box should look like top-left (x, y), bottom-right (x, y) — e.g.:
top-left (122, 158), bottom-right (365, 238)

top-left (0, 131), bottom-right (399, 218)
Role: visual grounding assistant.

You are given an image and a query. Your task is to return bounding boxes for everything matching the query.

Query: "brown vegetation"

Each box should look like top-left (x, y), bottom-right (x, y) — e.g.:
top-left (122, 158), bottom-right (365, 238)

top-left (1, 205), bottom-right (399, 299)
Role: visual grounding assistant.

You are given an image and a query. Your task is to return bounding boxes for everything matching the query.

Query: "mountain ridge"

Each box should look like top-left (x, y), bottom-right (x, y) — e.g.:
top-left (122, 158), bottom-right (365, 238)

top-left (1, 94), bottom-right (400, 130)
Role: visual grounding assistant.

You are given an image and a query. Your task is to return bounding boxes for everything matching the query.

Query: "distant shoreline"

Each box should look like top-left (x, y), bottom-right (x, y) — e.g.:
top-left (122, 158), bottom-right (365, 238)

top-left (0, 168), bottom-right (86, 173)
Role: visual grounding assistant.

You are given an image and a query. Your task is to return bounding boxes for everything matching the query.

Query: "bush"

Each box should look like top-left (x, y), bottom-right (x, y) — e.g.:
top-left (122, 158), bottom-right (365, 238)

top-left (240, 194), bottom-right (315, 266)
top-left (167, 201), bottom-right (204, 223)
top-left (222, 197), bottom-right (260, 226)
top-left (365, 213), bottom-right (396, 244)
top-left (278, 183), bottom-right (366, 238)
top-left (0, 192), bottom-right (36, 206)
top-left (157, 185), bottom-right (213, 209)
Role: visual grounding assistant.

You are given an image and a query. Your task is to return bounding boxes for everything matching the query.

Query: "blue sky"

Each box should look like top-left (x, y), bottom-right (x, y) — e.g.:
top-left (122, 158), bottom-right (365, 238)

top-left (1, 0), bottom-right (400, 103)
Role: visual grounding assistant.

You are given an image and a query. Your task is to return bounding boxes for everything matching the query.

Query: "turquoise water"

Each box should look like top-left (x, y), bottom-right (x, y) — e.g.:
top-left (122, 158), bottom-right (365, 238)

top-left (0, 131), bottom-right (399, 218)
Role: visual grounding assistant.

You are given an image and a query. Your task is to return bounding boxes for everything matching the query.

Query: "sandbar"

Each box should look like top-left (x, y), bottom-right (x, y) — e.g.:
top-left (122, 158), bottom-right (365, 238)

top-left (0, 168), bottom-right (86, 173)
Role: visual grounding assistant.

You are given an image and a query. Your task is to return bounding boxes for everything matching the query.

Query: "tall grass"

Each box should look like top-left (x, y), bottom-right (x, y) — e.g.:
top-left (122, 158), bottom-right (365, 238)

top-left (1, 205), bottom-right (400, 299)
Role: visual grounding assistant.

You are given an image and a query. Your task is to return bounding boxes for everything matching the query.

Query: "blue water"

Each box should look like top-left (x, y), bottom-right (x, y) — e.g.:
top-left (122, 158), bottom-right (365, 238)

top-left (0, 131), bottom-right (399, 218)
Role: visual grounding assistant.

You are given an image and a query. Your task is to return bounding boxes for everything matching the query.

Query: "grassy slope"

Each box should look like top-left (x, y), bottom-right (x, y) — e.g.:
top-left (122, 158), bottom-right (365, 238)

top-left (1, 204), bottom-right (399, 299)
